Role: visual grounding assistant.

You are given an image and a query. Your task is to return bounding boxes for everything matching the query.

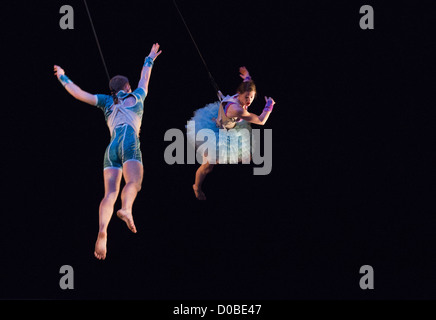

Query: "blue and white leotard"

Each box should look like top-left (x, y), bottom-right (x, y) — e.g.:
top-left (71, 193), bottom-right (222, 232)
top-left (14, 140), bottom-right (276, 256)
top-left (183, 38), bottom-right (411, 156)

top-left (95, 88), bottom-right (146, 170)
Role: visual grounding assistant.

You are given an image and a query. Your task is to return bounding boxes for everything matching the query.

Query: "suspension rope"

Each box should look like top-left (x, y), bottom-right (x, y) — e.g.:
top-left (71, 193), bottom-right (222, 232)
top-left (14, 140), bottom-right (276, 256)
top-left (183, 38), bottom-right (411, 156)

top-left (173, 0), bottom-right (221, 97)
top-left (83, 0), bottom-right (111, 82)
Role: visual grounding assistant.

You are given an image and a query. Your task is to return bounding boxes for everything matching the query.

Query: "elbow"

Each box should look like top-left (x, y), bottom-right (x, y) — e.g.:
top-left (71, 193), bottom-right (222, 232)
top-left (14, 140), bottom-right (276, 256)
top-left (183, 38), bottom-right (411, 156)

top-left (73, 93), bottom-right (85, 102)
top-left (68, 88), bottom-right (82, 101)
top-left (251, 119), bottom-right (265, 126)
top-left (73, 91), bottom-right (91, 104)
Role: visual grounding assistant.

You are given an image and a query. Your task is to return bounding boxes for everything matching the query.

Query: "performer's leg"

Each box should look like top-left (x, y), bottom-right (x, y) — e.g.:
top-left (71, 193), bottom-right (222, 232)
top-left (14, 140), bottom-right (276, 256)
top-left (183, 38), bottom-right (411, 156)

top-left (193, 158), bottom-right (215, 200)
top-left (95, 168), bottom-right (122, 260)
top-left (117, 160), bottom-right (143, 233)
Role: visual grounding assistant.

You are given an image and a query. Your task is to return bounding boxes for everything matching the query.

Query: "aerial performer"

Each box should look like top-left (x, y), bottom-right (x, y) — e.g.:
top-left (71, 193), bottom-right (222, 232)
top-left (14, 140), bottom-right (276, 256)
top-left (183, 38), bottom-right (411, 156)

top-left (187, 67), bottom-right (276, 200)
top-left (54, 43), bottom-right (162, 260)
top-left (172, 1), bottom-right (276, 200)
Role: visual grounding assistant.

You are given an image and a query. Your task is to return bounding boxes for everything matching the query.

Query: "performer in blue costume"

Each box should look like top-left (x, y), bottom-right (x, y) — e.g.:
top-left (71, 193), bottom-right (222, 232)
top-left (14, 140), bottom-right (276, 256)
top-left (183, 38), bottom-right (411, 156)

top-left (187, 67), bottom-right (276, 200)
top-left (54, 43), bottom-right (162, 260)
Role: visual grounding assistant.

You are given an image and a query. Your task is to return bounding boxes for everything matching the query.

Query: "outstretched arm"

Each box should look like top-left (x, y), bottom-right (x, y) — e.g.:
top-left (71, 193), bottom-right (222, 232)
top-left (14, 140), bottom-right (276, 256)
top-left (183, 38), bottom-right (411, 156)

top-left (238, 67), bottom-right (275, 124)
top-left (137, 43), bottom-right (162, 95)
top-left (54, 65), bottom-right (97, 106)
top-left (236, 96), bottom-right (276, 125)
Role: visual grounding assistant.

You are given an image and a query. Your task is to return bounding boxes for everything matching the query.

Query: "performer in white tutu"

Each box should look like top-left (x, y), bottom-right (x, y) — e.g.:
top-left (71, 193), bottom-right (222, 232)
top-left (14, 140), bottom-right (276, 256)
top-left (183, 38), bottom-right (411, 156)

top-left (187, 67), bottom-right (276, 200)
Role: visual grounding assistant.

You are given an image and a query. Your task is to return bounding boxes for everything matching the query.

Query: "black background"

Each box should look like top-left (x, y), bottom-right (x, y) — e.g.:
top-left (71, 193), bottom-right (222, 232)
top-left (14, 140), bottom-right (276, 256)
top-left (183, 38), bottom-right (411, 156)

top-left (1, 0), bottom-right (436, 303)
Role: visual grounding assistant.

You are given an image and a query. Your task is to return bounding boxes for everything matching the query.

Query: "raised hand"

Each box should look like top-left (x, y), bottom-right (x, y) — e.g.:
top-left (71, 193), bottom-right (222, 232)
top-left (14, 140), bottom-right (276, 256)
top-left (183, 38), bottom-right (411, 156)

top-left (239, 66), bottom-right (251, 81)
top-left (148, 43), bottom-right (162, 61)
top-left (53, 65), bottom-right (65, 79)
top-left (264, 96), bottom-right (276, 112)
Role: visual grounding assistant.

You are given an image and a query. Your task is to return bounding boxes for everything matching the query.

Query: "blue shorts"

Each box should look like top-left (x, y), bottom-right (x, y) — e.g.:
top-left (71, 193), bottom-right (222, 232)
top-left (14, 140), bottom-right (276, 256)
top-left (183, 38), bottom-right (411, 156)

top-left (103, 124), bottom-right (142, 170)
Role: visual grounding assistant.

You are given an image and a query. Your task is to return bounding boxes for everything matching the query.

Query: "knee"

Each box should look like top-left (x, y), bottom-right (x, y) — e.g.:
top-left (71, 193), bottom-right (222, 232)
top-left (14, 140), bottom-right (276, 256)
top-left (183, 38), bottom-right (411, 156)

top-left (103, 190), bottom-right (119, 203)
top-left (135, 182), bottom-right (142, 192)
top-left (127, 181), bottom-right (142, 192)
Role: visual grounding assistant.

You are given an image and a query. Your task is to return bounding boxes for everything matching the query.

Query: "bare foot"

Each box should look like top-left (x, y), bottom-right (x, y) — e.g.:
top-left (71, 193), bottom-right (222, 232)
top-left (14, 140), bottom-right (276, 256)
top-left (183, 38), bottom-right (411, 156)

top-left (94, 231), bottom-right (107, 260)
top-left (193, 184), bottom-right (206, 200)
top-left (117, 209), bottom-right (137, 233)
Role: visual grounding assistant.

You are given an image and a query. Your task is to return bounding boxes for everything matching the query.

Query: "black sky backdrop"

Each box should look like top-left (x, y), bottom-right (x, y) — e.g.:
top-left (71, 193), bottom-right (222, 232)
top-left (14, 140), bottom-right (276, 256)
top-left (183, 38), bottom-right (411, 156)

top-left (1, 0), bottom-right (436, 301)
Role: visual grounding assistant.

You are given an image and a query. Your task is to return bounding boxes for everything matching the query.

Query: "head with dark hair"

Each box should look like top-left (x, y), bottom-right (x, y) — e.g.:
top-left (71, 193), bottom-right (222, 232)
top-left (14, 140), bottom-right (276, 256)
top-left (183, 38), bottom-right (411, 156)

top-left (236, 80), bottom-right (257, 108)
top-left (109, 75), bottom-right (131, 104)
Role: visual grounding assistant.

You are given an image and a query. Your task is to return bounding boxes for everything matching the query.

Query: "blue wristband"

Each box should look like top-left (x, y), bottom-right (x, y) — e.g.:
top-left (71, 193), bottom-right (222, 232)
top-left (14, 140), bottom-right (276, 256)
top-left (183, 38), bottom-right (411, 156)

top-left (59, 74), bottom-right (72, 87)
top-left (144, 56), bottom-right (154, 68)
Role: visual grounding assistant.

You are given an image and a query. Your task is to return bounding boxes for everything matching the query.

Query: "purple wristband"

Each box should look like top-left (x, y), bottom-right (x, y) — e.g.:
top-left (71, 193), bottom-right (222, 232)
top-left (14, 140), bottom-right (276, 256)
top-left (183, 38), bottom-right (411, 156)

top-left (243, 75), bottom-right (252, 82)
top-left (264, 99), bottom-right (274, 112)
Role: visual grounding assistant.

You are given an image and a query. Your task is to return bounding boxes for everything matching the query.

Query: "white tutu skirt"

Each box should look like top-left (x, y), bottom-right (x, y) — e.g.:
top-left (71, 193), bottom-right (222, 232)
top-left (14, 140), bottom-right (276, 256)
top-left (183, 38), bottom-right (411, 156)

top-left (186, 101), bottom-right (254, 164)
